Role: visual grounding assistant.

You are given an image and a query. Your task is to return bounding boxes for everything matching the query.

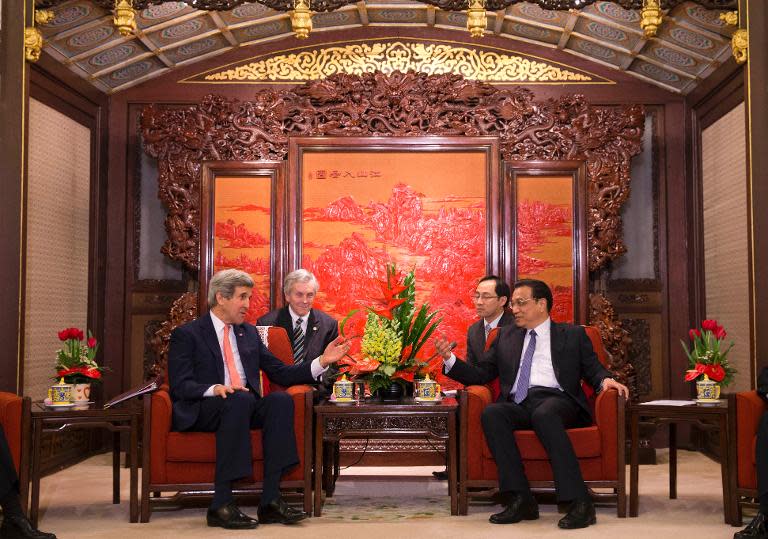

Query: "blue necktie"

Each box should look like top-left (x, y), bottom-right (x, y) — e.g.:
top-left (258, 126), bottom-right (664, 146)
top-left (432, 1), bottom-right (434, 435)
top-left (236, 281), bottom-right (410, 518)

top-left (513, 329), bottom-right (537, 404)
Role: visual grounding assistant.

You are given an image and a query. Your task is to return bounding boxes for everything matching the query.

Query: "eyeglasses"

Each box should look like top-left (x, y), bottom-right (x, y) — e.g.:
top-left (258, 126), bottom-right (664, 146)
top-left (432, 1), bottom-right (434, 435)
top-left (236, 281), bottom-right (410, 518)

top-left (471, 294), bottom-right (499, 302)
top-left (510, 297), bottom-right (537, 307)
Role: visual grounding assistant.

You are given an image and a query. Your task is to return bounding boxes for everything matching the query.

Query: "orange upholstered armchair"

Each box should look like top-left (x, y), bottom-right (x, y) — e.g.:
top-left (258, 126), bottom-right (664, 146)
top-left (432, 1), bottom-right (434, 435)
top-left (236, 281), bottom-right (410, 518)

top-left (729, 389), bottom-right (768, 524)
top-left (0, 392), bottom-right (31, 511)
top-left (140, 326), bottom-right (313, 522)
top-left (457, 325), bottom-right (626, 516)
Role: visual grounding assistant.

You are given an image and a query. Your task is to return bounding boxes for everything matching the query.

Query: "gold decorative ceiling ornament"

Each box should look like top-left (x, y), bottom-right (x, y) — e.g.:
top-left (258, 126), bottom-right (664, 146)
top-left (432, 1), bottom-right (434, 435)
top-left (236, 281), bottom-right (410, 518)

top-left (195, 41), bottom-right (609, 84)
top-left (290, 0), bottom-right (313, 39)
top-left (719, 10), bottom-right (747, 65)
top-left (640, 0), bottom-right (663, 38)
top-left (466, 0), bottom-right (487, 38)
top-left (24, 8), bottom-right (54, 63)
top-left (113, 0), bottom-right (137, 37)
top-left (719, 10), bottom-right (737, 25)
top-left (730, 28), bottom-right (748, 64)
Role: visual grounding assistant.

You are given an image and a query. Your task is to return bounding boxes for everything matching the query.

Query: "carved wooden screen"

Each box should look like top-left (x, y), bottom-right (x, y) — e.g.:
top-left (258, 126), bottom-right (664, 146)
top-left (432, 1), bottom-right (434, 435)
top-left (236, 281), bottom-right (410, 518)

top-left (199, 161), bottom-right (284, 320)
top-left (142, 73), bottom-right (643, 384)
top-left (503, 161), bottom-right (588, 324)
top-left (288, 137), bottom-right (499, 372)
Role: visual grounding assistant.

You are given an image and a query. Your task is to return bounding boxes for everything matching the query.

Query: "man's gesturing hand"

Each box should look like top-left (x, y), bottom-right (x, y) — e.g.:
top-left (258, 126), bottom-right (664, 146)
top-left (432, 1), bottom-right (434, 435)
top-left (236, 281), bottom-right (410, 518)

top-left (320, 336), bottom-right (351, 368)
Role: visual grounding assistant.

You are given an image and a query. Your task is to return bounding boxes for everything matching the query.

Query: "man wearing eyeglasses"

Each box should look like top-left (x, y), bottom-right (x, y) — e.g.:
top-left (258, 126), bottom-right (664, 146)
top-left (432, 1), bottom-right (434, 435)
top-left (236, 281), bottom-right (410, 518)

top-left (435, 278), bottom-right (629, 529)
top-left (465, 275), bottom-right (515, 367)
top-left (434, 275), bottom-right (515, 481)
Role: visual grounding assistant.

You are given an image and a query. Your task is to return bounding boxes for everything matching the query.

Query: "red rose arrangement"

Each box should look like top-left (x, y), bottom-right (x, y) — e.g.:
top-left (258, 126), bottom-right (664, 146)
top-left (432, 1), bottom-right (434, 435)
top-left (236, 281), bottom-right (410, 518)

top-left (682, 319), bottom-right (735, 386)
top-left (55, 327), bottom-right (105, 384)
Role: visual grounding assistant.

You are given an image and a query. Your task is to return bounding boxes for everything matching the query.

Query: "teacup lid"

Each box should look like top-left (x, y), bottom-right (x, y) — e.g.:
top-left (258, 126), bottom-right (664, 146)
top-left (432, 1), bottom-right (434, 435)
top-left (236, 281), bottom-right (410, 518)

top-left (335, 374), bottom-right (352, 385)
top-left (53, 377), bottom-right (69, 387)
top-left (420, 373), bottom-right (435, 383)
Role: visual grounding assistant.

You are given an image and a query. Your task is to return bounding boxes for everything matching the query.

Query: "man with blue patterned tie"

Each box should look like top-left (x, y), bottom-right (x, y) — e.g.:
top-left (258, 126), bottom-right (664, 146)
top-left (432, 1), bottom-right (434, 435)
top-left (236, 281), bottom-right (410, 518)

top-left (435, 279), bottom-right (628, 529)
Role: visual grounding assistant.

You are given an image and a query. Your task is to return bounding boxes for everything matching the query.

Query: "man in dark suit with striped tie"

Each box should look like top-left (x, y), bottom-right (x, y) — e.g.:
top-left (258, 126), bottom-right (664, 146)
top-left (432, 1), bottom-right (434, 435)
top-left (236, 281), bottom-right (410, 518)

top-left (435, 279), bottom-right (629, 529)
top-left (257, 269), bottom-right (339, 397)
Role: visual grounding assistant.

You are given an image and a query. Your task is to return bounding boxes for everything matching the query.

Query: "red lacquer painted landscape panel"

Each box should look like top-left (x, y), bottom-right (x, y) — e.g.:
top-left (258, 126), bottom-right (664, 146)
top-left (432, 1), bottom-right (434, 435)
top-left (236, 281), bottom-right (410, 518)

top-left (212, 176), bottom-right (272, 322)
top-left (516, 175), bottom-right (574, 323)
top-left (301, 151), bottom-right (488, 388)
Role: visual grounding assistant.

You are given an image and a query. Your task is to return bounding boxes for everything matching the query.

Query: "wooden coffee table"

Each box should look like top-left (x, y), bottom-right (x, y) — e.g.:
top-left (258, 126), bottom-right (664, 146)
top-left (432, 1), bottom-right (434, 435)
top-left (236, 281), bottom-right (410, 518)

top-left (313, 398), bottom-right (458, 516)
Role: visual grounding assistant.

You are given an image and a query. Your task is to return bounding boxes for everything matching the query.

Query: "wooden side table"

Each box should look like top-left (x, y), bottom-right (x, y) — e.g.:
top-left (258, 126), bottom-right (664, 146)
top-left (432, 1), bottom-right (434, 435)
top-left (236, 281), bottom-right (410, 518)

top-left (27, 402), bottom-right (141, 527)
top-left (628, 400), bottom-right (733, 524)
top-left (313, 398), bottom-right (458, 517)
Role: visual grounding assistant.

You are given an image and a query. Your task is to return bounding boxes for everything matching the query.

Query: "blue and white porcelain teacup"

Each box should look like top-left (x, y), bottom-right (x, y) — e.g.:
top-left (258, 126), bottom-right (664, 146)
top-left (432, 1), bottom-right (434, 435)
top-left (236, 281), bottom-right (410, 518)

top-left (415, 374), bottom-right (438, 400)
top-left (333, 375), bottom-right (353, 401)
top-left (48, 378), bottom-right (73, 405)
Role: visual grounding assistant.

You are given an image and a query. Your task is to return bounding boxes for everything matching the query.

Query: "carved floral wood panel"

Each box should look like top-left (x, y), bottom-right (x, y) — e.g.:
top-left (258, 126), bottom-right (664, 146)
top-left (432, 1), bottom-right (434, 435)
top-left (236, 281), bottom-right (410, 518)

top-left (141, 71), bottom-right (643, 273)
top-left (142, 71), bottom-right (643, 381)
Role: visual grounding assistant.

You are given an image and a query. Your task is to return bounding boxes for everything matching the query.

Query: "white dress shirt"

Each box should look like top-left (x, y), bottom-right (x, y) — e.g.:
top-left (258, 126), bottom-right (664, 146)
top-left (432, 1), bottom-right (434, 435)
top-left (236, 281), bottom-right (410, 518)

top-left (510, 318), bottom-right (562, 395)
top-left (443, 312), bottom-right (505, 369)
top-left (288, 306), bottom-right (309, 337)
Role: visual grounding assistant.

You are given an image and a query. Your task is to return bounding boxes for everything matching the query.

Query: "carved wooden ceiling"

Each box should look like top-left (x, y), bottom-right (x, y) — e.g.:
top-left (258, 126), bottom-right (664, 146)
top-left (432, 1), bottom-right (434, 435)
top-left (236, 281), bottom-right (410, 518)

top-left (39, 0), bottom-right (735, 94)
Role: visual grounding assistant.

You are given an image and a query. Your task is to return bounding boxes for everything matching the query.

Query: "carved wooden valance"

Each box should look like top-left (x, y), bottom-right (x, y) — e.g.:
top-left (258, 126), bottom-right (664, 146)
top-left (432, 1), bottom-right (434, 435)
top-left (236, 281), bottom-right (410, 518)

top-left (141, 71), bottom-right (644, 273)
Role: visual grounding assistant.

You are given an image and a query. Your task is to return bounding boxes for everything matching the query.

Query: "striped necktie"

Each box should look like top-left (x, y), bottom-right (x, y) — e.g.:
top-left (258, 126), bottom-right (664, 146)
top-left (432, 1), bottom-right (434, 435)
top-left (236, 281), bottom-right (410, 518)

top-left (484, 323), bottom-right (492, 339)
top-left (292, 318), bottom-right (306, 364)
top-left (513, 329), bottom-right (537, 404)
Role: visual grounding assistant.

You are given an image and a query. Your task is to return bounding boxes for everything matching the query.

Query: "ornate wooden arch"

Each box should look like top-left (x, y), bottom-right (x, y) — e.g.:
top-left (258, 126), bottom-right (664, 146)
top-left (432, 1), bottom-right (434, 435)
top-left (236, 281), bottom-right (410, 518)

top-left (141, 71), bottom-right (643, 384)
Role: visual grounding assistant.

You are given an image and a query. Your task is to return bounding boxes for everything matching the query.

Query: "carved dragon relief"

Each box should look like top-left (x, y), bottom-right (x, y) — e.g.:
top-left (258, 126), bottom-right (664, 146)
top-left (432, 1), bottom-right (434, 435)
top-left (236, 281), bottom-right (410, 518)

top-left (142, 71), bottom-right (642, 376)
top-left (141, 72), bottom-right (644, 272)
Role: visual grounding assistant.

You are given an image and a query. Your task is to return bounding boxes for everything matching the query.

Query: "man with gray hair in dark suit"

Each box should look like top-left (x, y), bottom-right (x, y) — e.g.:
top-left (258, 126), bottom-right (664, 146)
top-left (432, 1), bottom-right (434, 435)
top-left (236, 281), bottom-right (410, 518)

top-left (257, 269), bottom-right (340, 397)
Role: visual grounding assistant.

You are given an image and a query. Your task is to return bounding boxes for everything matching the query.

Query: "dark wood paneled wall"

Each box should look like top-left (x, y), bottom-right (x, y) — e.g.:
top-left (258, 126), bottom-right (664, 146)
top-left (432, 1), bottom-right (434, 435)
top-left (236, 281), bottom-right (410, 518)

top-left (105, 27), bottom-right (691, 403)
top-left (0, 0), bottom-right (30, 393)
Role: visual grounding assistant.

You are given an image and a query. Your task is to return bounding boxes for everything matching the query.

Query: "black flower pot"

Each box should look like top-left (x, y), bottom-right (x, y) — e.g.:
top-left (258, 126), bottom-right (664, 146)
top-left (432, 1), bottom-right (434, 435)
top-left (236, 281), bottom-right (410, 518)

top-left (376, 381), bottom-right (405, 402)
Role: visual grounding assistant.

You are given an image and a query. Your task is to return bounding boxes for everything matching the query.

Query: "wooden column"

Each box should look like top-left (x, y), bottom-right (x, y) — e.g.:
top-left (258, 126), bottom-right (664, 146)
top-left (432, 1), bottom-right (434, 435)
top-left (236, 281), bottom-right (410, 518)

top-left (0, 0), bottom-right (31, 393)
top-left (743, 0), bottom-right (768, 381)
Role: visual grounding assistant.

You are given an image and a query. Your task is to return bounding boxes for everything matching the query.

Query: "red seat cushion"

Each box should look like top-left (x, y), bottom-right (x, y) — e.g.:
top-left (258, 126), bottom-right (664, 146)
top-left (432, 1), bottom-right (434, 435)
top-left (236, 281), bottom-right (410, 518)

top-left (166, 431), bottom-right (264, 462)
top-left (480, 426), bottom-right (602, 460)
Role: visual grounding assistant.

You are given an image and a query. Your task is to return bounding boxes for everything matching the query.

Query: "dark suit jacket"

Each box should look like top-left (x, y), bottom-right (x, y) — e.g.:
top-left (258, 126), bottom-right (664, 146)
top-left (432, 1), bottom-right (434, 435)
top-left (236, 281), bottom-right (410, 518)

top-left (168, 313), bottom-right (316, 431)
top-left (446, 321), bottom-right (612, 421)
top-left (257, 307), bottom-right (339, 392)
top-left (257, 307), bottom-right (339, 363)
top-left (465, 310), bottom-right (515, 366)
top-left (758, 367), bottom-right (768, 403)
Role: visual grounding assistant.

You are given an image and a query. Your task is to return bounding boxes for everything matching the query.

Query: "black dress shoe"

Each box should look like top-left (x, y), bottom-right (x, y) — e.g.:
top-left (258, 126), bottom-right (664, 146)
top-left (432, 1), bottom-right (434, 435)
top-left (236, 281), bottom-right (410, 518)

top-left (206, 502), bottom-right (259, 529)
top-left (489, 493), bottom-right (539, 524)
top-left (257, 497), bottom-right (308, 525)
top-left (432, 469), bottom-right (448, 481)
top-left (558, 499), bottom-right (596, 529)
top-left (735, 512), bottom-right (768, 539)
top-left (0, 514), bottom-right (57, 539)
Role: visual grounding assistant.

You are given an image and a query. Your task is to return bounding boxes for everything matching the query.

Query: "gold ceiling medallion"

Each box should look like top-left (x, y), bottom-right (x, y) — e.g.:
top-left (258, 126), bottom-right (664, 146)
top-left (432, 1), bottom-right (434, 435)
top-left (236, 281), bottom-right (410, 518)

top-left (291, 0), bottom-right (313, 39)
top-left (113, 0), bottom-right (137, 37)
top-left (466, 0), bottom-right (487, 38)
top-left (730, 28), bottom-right (748, 64)
top-left (640, 0), bottom-right (662, 38)
top-left (198, 41), bottom-right (604, 84)
top-left (720, 11), bottom-right (747, 65)
top-left (24, 9), bottom-right (54, 63)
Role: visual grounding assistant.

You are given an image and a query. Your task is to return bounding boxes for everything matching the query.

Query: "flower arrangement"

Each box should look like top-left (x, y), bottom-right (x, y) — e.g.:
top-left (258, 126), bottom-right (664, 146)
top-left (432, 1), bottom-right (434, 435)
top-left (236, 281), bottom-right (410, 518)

top-left (682, 319), bottom-right (736, 386)
top-left (337, 264), bottom-right (443, 395)
top-left (55, 327), bottom-right (105, 384)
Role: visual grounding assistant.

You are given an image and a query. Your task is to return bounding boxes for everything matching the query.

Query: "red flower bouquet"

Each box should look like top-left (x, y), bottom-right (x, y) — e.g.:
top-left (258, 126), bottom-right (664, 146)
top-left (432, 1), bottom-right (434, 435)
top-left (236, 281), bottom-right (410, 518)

top-left (682, 319), bottom-right (735, 386)
top-left (337, 264), bottom-right (443, 395)
top-left (55, 327), bottom-right (105, 384)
